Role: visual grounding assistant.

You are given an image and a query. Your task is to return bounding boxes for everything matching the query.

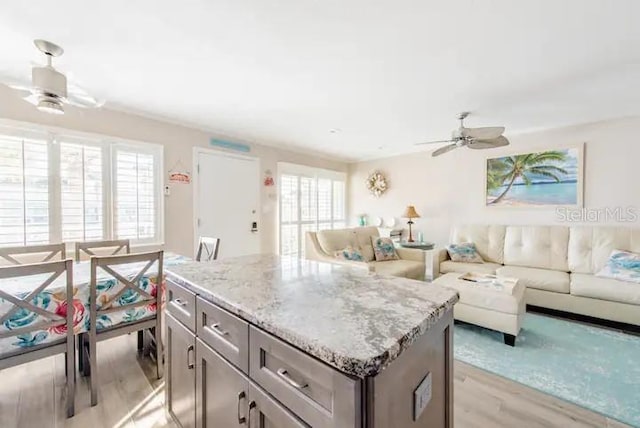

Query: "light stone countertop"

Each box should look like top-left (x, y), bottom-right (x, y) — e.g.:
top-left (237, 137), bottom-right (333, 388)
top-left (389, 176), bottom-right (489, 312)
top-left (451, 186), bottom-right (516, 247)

top-left (166, 254), bottom-right (459, 377)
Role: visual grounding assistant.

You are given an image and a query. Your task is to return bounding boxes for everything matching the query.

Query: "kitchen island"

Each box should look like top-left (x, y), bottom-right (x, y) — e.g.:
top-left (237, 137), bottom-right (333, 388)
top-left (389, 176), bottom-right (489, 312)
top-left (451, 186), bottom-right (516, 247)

top-left (164, 254), bottom-right (459, 428)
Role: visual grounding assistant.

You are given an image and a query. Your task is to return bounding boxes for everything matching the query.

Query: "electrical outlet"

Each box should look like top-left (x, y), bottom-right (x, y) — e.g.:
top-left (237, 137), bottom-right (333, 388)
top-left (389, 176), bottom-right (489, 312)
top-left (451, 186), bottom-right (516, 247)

top-left (413, 372), bottom-right (432, 421)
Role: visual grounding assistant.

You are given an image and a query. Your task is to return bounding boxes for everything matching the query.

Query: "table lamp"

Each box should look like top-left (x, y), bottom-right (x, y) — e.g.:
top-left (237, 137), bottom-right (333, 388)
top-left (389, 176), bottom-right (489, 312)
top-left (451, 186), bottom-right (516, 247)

top-left (402, 205), bottom-right (421, 242)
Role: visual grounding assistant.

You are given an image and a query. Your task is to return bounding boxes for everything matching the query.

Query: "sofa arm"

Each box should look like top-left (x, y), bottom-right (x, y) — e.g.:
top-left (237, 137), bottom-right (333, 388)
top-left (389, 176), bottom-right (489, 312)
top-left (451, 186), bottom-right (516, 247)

top-left (395, 247), bottom-right (426, 263)
top-left (433, 248), bottom-right (450, 278)
top-left (305, 231), bottom-right (329, 261)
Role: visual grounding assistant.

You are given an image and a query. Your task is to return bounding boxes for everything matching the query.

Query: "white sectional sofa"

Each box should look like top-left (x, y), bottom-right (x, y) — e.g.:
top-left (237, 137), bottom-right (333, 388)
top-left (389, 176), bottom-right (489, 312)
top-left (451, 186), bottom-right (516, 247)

top-left (305, 226), bottom-right (426, 280)
top-left (436, 225), bottom-right (640, 327)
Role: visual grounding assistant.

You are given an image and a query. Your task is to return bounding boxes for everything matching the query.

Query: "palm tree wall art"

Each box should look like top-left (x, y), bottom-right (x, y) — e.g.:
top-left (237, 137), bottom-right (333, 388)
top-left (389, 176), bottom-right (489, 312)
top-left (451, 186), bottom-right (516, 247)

top-left (486, 146), bottom-right (583, 207)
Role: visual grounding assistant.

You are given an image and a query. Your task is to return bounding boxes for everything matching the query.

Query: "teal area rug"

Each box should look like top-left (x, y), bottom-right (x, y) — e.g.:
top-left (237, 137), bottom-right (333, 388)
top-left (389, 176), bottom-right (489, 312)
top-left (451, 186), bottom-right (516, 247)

top-left (454, 314), bottom-right (640, 427)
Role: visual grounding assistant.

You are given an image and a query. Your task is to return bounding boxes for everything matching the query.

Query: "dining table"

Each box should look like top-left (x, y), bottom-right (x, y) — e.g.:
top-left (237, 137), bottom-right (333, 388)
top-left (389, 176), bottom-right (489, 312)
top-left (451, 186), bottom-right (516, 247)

top-left (0, 252), bottom-right (189, 356)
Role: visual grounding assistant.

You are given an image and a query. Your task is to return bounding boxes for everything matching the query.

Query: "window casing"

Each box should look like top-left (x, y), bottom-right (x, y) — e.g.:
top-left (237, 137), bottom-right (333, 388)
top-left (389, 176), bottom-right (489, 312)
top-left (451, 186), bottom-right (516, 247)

top-left (0, 125), bottom-right (163, 247)
top-left (278, 162), bottom-right (347, 257)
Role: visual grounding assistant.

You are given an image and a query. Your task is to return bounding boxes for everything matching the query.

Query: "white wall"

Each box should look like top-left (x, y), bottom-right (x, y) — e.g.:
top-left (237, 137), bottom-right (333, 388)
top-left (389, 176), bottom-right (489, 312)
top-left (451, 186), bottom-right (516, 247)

top-left (348, 117), bottom-right (640, 246)
top-left (0, 85), bottom-right (348, 257)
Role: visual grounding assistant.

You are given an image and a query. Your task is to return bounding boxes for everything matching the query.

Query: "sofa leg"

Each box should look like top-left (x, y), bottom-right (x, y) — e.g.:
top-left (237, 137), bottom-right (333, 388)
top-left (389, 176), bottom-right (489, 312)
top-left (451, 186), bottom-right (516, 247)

top-left (503, 333), bottom-right (516, 347)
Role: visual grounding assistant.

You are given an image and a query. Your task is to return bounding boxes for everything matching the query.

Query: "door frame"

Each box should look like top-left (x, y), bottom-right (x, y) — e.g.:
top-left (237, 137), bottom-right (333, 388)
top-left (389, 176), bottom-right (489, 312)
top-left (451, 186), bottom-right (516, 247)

top-left (192, 147), bottom-right (261, 258)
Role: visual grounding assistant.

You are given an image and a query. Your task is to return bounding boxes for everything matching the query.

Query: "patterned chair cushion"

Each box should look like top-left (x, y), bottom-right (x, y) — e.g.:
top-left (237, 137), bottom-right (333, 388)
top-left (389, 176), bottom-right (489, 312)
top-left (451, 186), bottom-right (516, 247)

top-left (446, 243), bottom-right (484, 264)
top-left (596, 250), bottom-right (640, 284)
top-left (0, 253), bottom-right (187, 355)
top-left (371, 237), bottom-right (399, 262)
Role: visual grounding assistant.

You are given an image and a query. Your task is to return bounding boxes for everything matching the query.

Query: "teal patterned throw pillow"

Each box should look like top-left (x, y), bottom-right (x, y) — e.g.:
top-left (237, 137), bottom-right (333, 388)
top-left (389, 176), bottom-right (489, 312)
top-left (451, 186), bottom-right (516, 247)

top-left (334, 246), bottom-right (365, 262)
top-left (446, 243), bottom-right (484, 264)
top-left (596, 250), bottom-right (640, 284)
top-left (371, 237), bottom-right (399, 261)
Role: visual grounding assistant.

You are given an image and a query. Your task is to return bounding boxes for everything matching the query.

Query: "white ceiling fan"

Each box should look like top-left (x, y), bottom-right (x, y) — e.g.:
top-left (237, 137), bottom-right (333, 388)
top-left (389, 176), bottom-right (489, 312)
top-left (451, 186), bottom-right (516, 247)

top-left (416, 112), bottom-right (509, 157)
top-left (2, 39), bottom-right (104, 115)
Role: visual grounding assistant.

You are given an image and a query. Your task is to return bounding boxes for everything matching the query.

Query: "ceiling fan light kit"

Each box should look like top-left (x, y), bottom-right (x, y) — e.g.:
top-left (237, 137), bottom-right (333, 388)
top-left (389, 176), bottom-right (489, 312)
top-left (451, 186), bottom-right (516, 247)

top-left (2, 39), bottom-right (104, 115)
top-left (37, 98), bottom-right (64, 115)
top-left (416, 112), bottom-right (510, 157)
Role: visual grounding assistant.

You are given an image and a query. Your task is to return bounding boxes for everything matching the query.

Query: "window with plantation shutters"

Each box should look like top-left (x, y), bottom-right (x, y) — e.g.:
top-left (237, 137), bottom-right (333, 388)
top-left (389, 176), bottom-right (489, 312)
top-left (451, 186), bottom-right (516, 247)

top-left (60, 142), bottom-right (104, 241)
top-left (278, 163), bottom-right (347, 257)
top-left (0, 135), bottom-right (49, 245)
top-left (114, 147), bottom-right (159, 242)
top-left (0, 126), bottom-right (162, 248)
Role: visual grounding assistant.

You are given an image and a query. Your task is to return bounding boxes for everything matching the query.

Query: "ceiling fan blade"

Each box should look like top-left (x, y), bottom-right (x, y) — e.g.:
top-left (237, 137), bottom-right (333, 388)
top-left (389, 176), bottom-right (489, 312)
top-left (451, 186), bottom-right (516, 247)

top-left (66, 83), bottom-right (104, 108)
top-left (23, 93), bottom-right (39, 106)
top-left (8, 85), bottom-right (33, 98)
top-left (461, 126), bottom-right (505, 139)
top-left (414, 139), bottom-right (456, 146)
top-left (431, 143), bottom-right (459, 157)
top-left (467, 136), bottom-right (510, 150)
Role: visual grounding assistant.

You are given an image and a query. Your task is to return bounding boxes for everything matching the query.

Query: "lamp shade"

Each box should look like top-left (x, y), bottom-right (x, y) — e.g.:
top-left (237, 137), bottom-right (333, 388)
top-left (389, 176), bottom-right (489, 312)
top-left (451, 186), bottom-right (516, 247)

top-left (402, 205), bottom-right (421, 219)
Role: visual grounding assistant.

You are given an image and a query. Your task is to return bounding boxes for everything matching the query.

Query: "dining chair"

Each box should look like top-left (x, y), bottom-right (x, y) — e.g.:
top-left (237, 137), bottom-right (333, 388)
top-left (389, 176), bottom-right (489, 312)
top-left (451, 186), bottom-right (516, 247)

top-left (84, 250), bottom-right (163, 406)
top-left (0, 243), bottom-right (66, 266)
top-left (0, 259), bottom-right (75, 417)
top-left (196, 237), bottom-right (220, 261)
top-left (75, 239), bottom-right (130, 262)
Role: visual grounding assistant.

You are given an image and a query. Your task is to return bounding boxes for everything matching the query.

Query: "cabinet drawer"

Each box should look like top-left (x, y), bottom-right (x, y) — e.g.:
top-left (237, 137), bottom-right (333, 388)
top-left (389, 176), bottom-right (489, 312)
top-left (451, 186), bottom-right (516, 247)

top-left (196, 297), bottom-right (249, 374)
top-left (249, 326), bottom-right (360, 428)
top-left (249, 383), bottom-right (308, 428)
top-left (167, 279), bottom-right (197, 332)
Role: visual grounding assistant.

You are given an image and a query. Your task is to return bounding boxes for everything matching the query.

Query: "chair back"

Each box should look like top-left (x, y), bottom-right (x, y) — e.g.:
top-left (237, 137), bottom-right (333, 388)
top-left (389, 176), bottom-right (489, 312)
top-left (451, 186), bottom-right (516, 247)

top-left (76, 239), bottom-right (130, 262)
top-left (196, 237), bottom-right (220, 262)
top-left (89, 250), bottom-right (163, 331)
top-left (0, 259), bottom-right (73, 344)
top-left (0, 243), bottom-right (66, 266)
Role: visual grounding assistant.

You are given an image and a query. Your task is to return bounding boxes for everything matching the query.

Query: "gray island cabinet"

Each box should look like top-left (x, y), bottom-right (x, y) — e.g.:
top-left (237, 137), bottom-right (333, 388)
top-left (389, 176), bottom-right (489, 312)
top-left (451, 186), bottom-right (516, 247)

top-left (165, 255), bottom-right (459, 428)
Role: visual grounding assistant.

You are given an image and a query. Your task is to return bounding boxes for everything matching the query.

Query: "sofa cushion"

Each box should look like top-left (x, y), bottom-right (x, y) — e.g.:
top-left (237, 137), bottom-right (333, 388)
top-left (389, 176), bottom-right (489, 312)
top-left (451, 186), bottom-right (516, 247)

top-left (440, 261), bottom-right (501, 275)
top-left (570, 273), bottom-right (640, 306)
top-left (370, 260), bottom-right (424, 280)
top-left (496, 266), bottom-right (570, 293)
top-left (568, 226), bottom-right (640, 274)
top-left (503, 226), bottom-right (569, 271)
top-left (450, 225), bottom-right (506, 264)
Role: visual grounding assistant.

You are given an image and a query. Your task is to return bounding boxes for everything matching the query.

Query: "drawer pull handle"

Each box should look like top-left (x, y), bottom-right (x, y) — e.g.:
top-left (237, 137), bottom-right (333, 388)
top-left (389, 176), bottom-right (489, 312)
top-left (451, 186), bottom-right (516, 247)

top-left (276, 368), bottom-right (308, 389)
top-left (173, 298), bottom-right (187, 307)
top-left (186, 344), bottom-right (194, 370)
top-left (248, 400), bottom-right (256, 428)
top-left (210, 323), bottom-right (229, 336)
top-left (237, 391), bottom-right (246, 424)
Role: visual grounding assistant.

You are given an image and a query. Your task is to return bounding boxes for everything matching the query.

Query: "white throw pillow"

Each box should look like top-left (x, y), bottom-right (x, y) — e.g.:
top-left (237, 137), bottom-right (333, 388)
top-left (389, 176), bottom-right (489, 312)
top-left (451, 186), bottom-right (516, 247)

top-left (334, 246), bottom-right (365, 262)
top-left (446, 243), bottom-right (484, 264)
top-left (596, 249), bottom-right (640, 284)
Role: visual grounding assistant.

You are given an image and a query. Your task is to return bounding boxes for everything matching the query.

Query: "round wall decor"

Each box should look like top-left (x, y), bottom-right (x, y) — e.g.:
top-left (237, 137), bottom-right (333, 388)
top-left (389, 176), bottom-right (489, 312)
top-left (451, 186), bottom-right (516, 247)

top-left (366, 171), bottom-right (388, 198)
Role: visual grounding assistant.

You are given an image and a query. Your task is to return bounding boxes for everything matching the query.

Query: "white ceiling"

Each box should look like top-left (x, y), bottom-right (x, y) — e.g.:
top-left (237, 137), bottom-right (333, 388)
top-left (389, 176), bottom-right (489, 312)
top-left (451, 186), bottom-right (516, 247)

top-left (0, 0), bottom-right (639, 161)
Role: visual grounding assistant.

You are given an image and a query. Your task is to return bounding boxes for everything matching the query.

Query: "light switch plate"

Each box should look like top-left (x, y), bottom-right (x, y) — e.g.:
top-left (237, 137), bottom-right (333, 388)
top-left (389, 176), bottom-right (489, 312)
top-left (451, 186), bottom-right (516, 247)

top-left (413, 372), bottom-right (432, 421)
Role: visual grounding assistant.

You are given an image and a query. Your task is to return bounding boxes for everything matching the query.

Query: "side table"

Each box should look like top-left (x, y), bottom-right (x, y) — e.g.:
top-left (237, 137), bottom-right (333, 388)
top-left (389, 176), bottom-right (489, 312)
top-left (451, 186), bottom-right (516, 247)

top-left (398, 241), bottom-right (436, 281)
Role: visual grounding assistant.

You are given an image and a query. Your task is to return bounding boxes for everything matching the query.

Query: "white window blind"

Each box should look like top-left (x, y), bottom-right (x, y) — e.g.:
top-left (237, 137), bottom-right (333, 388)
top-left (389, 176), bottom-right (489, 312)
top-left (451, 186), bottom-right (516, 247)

top-left (0, 135), bottom-right (49, 245)
top-left (0, 126), bottom-right (163, 247)
top-left (279, 174), bottom-right (299, 256)
top-left (60, 142), bottom-right (104, 241)
top-left (278, 163), bottom-right (347, 257)
top-left (114, 148), bottom-right (158, 241)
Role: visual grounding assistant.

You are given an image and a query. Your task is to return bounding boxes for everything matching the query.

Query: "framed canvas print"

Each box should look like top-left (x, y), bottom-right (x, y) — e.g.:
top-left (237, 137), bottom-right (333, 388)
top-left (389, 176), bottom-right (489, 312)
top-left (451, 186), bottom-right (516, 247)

top-left (485, 144), bottom-right (584, 207)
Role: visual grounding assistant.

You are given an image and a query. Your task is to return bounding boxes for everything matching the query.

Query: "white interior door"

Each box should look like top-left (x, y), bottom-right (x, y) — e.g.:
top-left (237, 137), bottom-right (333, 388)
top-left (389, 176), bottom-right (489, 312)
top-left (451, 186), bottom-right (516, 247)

top-left (196, 150), bottom-right (260, 258)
